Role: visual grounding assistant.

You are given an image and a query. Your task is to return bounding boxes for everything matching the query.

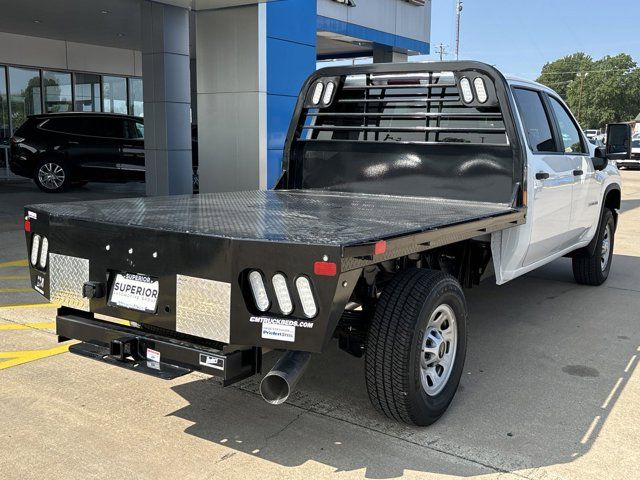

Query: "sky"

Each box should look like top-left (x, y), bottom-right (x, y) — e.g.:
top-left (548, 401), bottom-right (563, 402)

top-left (416, 0), bottom-right (640, 80)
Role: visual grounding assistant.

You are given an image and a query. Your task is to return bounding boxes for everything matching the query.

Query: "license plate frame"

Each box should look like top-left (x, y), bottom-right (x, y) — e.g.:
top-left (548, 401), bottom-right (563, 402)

top-left (108, 272), bottom-right (160, 314)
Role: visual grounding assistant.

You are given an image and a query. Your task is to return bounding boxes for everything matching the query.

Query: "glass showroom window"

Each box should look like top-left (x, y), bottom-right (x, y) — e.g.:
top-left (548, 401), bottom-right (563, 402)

top-left (102, 76), bottom-right (127, 114)
top-left (43, 70), bottom-right (72, 113)
top-left (128, 78), bottom-right (143, 117)
top-left (9, 67), bottom-right (42, 133)
top-left (0, 66), bottom-right (9, 144)
top-left (74, 73), bottom-right (101, 112)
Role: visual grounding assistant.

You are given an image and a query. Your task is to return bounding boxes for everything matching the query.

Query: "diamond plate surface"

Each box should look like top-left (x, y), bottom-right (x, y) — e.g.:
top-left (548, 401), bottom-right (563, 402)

top-left (30, 190), bottom-right (514, 247)
top-left (176, 275), bottom-right (230, 343)
top-left (49, 253), bottom-right (89, 311)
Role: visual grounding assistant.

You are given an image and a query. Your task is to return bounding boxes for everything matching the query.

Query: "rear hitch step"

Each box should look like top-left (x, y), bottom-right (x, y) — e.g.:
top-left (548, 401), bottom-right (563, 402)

top-left (70, 342), bottom-right (191, 380)
top-left (57, 307), bottom-right (261, 386)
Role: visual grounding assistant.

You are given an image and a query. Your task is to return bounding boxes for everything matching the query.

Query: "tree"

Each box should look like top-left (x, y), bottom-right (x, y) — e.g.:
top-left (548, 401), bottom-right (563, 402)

top-left (537, 52), bottom-right (592, 99)
top-left (537, 53), bottom-right (640, 129)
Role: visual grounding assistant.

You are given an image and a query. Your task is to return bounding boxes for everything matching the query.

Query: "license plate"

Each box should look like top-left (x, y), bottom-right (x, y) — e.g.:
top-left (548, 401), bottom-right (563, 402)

top-left (108, 272), bottom-right (159, 313)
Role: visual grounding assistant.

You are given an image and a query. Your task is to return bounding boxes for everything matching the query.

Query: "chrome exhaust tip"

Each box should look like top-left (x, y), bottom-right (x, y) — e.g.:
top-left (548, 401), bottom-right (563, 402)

top-left (260, 350), bottom-right (311, 405)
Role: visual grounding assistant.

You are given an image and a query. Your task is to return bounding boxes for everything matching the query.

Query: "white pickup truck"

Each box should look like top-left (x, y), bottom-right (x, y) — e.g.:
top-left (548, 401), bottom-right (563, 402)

top-left (25, 62), bottom-right (632, 426)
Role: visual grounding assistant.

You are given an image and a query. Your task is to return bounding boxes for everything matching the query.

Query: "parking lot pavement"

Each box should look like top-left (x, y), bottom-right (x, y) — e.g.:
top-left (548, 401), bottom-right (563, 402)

top-left (1, 175), bottom-right (639, 480)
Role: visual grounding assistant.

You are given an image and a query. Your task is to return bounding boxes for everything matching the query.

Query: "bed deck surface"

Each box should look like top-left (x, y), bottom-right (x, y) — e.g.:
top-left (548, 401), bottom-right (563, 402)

top-left (30, 190), bottom-right (518, 246)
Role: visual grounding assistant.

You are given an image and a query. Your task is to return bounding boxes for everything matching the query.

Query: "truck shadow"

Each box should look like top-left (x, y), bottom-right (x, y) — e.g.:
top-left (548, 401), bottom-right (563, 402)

top-left (170, 254), bottom-right (640, 478)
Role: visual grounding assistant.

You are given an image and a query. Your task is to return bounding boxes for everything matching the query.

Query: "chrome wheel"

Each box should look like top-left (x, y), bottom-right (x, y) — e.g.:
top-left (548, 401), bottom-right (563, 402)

top-left (420, 304), bottom-right (458, 396)
top-left (601, 224), bottom-right (611, 272)
top-left (38, 163), bottom-right (65, 190)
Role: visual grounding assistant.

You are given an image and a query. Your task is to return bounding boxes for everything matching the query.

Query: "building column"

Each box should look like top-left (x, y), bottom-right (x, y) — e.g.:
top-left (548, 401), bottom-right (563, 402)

top-left (372, 44), bottom-right (408, 63)
top-left (141, 0), bottom-right (192, 196)
top-left (195, 0), bottom-right (315, 193)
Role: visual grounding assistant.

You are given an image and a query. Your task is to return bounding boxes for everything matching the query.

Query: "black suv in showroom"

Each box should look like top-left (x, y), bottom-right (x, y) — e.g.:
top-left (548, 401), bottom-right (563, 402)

top-left (9, 112), bottom-right (198, 193)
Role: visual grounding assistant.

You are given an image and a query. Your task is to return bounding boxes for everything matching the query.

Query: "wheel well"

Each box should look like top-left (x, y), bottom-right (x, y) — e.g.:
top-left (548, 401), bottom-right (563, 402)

top-left (605, 187), bottom-right (620, 209)
top-left (604, 188), bottom-right (621, 227)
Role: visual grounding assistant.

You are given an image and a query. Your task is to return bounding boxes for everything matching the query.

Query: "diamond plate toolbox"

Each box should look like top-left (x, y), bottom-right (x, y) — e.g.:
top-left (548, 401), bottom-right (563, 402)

top-left (49, 253), bottom-right (90, 311)
top-left (176, 275), bottom-right (231, 343)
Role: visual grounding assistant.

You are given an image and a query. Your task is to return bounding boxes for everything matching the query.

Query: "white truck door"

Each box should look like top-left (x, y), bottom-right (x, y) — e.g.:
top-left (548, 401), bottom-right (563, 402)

top-left (511, 88), bottom-right (575, 266)
top-left (546, 95), bottom-right (601, 243)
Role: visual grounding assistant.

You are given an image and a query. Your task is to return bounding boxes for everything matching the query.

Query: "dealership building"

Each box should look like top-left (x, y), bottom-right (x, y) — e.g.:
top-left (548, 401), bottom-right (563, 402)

top-left (0, 0), bottom-right (431, 194)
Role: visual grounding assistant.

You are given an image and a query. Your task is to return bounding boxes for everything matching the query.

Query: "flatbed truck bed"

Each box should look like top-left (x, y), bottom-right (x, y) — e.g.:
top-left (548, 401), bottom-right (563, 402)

top-left (25, 60), bottom-right (628, 426)
top-left (30, 189), bottom-right (524, 259)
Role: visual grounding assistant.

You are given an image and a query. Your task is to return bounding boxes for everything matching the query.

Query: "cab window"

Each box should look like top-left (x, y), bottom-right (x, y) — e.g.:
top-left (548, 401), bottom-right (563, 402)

top-left (548, 97), bottom-right (586, 154)
top-left (512, 88), bottom-right (556, 153)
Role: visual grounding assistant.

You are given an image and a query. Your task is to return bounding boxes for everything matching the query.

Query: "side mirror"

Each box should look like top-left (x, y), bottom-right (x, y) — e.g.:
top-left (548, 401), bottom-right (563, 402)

top-left (593, 146), bottom-right (608, 171)
top-left (605, 123), bottom-right (632, 160)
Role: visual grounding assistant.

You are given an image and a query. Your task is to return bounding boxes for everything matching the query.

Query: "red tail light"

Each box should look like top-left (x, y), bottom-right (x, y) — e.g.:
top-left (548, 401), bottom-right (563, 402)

top-left (10, 136), bottom-right (25, 145)
top-left (314, 261), bottom-right (337, 277)
top-left (374, 240), bottom-right (387, 255)
top-left (24, 219), bottom-right (31, 232)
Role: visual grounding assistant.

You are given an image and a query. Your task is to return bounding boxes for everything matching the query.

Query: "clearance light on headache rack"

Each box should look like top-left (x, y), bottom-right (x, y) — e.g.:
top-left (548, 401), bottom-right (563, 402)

top-left (248, 270), bottom-right (270, 312)
top-left (272, 273), bottom-right (293, 315)
top-left (295, 276), bottom-right (317, 318)
top-left (30, 234), bottom-right (41, 266)
top-left (473, 77), bottom-right (488, 103)
top-left (459, 77), bottom-right (474, 103)
top-left (311, 82), bottom-right (324, 105)
top-left (322, 81), bottom-right (335, 104)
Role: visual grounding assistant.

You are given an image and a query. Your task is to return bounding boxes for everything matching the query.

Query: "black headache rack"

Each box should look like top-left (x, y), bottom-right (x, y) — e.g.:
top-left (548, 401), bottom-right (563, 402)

top-left (57, 307), bottom-right (260, 385)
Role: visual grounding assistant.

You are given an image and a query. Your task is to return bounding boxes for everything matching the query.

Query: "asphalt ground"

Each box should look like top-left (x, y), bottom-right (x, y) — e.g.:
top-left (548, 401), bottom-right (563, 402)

top-left (0, 176), bottom-right (638, 480)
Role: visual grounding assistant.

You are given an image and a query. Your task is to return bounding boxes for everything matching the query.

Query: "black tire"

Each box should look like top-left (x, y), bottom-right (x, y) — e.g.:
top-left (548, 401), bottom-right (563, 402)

top-left (365, 268), bottom-right (467, 426)
top-left (34, 158), bottom-right (71, 193)
top-left (572, 209), bottom-right (615, 286)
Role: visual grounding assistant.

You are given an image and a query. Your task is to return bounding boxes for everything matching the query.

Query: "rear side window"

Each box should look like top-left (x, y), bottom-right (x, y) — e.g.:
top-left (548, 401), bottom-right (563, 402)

top-left (548, 97), bottom-right (586, 154)
top-left (41, 117), bottom-right (84, 134)
top-left (41, 116), bottom-right (126, 138)
top-left (125, 120), bottom-right (144, 139)
top-left (512, 88), bottom-right (555, 153)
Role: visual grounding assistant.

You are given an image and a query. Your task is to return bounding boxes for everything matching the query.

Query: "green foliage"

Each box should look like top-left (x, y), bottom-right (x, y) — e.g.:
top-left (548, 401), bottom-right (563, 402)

top-left (536, 53), bottom-right (640, 129)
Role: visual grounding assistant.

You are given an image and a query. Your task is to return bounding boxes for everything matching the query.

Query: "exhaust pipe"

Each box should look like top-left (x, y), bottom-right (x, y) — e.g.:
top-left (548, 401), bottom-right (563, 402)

top-left (260, 350), bottom-right (311, 405)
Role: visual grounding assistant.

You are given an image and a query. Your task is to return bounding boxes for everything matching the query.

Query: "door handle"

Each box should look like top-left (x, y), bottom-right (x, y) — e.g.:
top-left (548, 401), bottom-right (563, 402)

top-left (535, 172), bottom-right (549, 180)
top-left (573, 169), bottom-right (584, 176)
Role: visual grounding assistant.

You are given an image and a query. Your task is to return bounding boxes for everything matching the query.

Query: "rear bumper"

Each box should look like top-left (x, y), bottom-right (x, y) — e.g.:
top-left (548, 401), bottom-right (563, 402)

top-left (57, 307), bottom-right (261, 385)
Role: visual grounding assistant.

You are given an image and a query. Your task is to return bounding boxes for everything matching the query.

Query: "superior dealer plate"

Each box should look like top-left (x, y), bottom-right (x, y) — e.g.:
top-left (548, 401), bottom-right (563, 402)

top-left (109, 273), bottom-right (159, 313)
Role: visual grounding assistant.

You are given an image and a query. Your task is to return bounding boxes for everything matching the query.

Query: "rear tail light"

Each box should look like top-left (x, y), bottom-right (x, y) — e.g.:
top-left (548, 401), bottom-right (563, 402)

top-left (38, 237), bottom-right (49, 269)
top-left (30, 234), bottom-right (41, 266)
top-left (295, 276), bottom-right (317, 318)
top-left (10, 136), bottom-right (25, 145)
top-left (271, 273), bottom-right (293, 315)
top-left (248, 270), bottom-right (270, 312)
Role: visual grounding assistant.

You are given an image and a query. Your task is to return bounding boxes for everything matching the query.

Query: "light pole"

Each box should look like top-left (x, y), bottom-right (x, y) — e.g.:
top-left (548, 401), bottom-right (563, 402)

top-left (435, 43), bottom-right (448, 61)
top-left (455, 0), bottom-right (463, 60)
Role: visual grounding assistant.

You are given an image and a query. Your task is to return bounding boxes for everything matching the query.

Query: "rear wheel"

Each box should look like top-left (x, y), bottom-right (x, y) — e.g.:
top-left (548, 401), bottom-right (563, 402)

top-left (572, 209), bottom-right (615, 285)
top-left (365, 269), bottom-right (467, 426)
top-left (34, 159), bottom-right (71, 193)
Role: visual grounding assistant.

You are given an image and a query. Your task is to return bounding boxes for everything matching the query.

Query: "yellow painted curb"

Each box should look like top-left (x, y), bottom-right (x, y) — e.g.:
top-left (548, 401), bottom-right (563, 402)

top-left (0, 259), bottom-right (28, 269)
top-left (0, 303), bottom-right (58, 310)
top-left (0, 322), bottom-right (56, 331)
top-left (0, 343), bottom-right (75, 370)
